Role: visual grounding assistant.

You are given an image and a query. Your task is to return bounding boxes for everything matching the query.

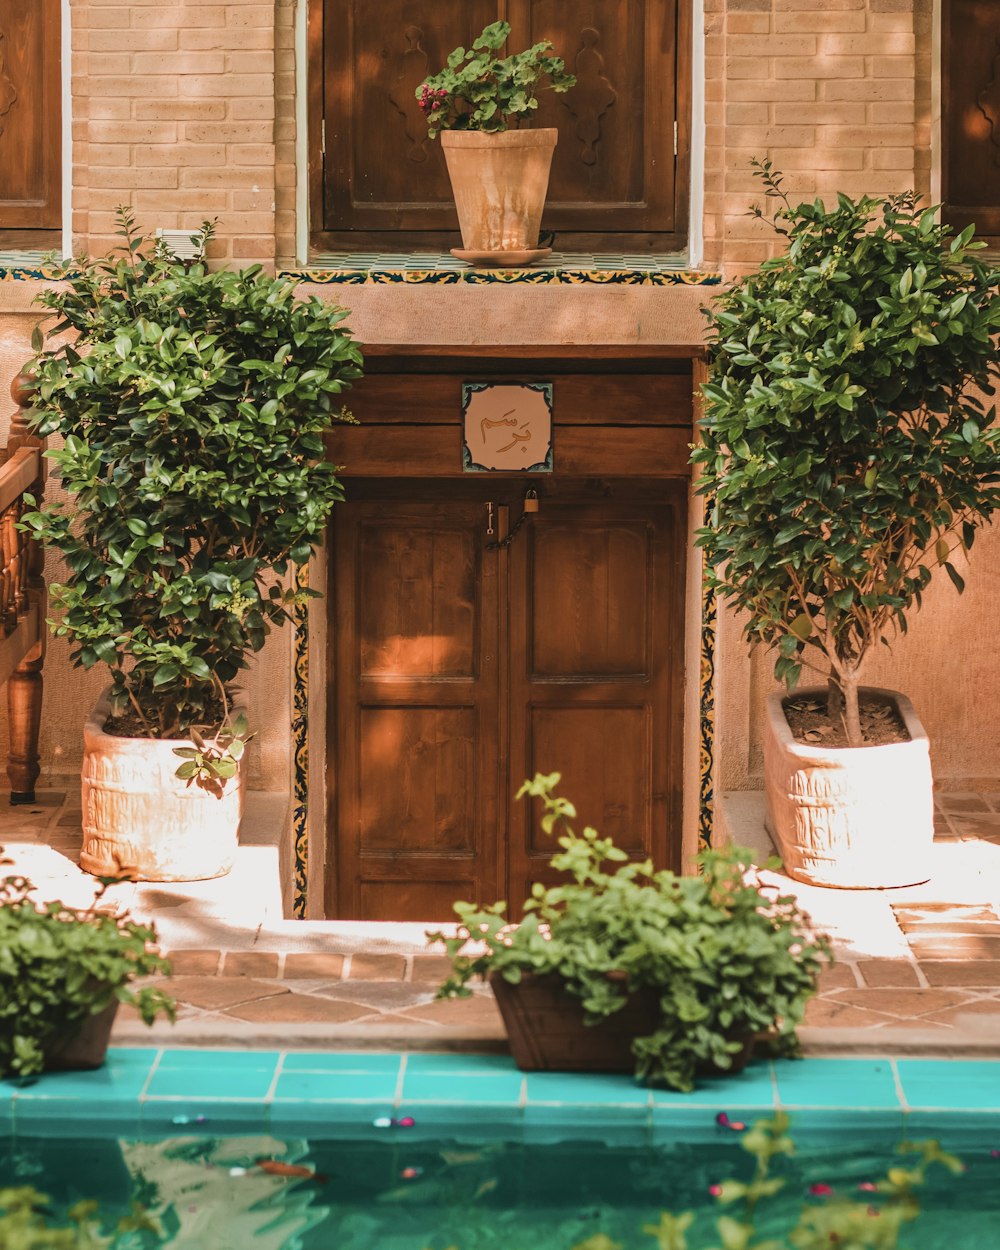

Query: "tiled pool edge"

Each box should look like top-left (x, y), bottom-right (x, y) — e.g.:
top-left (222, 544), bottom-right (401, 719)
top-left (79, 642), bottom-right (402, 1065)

top-left (2, 1051), bottom-right (998, 1142)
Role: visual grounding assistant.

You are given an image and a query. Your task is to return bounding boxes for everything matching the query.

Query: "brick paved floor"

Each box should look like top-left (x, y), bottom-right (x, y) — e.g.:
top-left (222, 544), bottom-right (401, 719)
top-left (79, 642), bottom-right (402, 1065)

top-left (4, 787), bottom-right (1000, 1052)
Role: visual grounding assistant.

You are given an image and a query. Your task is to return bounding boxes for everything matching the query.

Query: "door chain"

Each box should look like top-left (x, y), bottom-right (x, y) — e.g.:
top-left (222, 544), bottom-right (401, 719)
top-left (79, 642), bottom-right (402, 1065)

top-left (486, 510), bottom-right (531, 550)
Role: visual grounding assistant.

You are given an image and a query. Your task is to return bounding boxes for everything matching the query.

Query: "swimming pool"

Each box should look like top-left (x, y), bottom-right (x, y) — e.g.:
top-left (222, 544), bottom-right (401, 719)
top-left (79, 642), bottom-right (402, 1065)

top-left (2, 1051), bottom-right (999, 1248)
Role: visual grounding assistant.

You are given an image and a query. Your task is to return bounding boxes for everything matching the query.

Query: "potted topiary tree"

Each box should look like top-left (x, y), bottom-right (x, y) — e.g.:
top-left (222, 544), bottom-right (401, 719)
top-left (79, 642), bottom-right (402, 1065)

top-left (695, 162), bottom-right (1000, 888)
top-left (416, 20), bottom-right (575, 266)
top-left (23, 210), bottom-right (362, 881)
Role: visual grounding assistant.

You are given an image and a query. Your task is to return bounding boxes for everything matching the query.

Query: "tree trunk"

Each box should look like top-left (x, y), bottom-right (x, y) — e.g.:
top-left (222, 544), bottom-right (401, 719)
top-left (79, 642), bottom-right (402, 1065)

top-left (830, 670), bottom-right (863, 747)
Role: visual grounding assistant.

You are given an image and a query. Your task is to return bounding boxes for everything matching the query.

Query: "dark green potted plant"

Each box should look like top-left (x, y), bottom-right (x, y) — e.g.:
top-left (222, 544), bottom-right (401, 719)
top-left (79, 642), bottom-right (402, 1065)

top-left (0, 859), bottom-right (174, 1079)
top-left (417, 20), bottom-right (575, 265)
top-left (23, 210), bottom-right (362, 882)
top-left (695, 163), bottom-right (1000, 889)
top-left (429, 774), bottom-right (829, 1092)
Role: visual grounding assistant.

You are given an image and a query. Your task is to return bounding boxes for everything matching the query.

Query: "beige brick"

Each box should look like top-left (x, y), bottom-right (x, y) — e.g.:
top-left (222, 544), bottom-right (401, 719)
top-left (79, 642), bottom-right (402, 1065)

top-left (88, 121), bottom-right (178, 143)
top-left (776, 11), bottom-right (867, 31)
top-left (132, 7), bottom-right (225, 28)
top-left (184, 122), bottom-right (273, 142)
top-left (727, 35), bottom-right (818, 56)
top-left (823, 79), bottom-right (915, 101)
top-left (871, 147), bottom-right (917, 169)
top-left (131, 190), bottom-right (230, 212)
top-left (231, 190), bottom-right (275, 211)
top-left (226, 6), bottom-right (275, 28)
top-left (773, 102), bottom-right (867, 124)
top-left (134, 100), bottom-right (228, 121)
top-left (226, 51), bottom-right (274, 74)
top-left (871, 56), bottom-right (916, 78)
top-left (179, 168), bottom-right (271, 190)
top-left (728, 80), bottom-right (817, 102)
top-left (88, 52), bottom-right (133, 75)
top-left (726, 125), bottom-right (817, 147)
top-left (87, 75), bottom-right (180, 98)
top-left (230, 98), bottom-right (277, 120)
top-left (88, 100), bottom-right (133, 122)
top-left (89, 30), bottom-right (178, 51)
top-left (870, 102), bottom-right (915, 124)
top-left (233, 236), bottom-right (277, 258)
top-left (179, 73), bottom-right (272, 98)
top-left (820, 33), bottom-right (916, 56)
top-left (131, 51), bottom-right (227, 74)
top-left (726, 13), bottom-right (771, 33)
top-left (89, 166), bottom-right (181, 190)
top-left (230, 143), bottom-right (278, 165)
top-left (775, 56), bottom-right (865, 79)
top-left (817, 124), bottom-right (916, 148)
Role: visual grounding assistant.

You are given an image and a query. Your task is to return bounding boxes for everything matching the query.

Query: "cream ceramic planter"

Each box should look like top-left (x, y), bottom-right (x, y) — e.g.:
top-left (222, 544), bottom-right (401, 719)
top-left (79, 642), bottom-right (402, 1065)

top-left (80, 689), bottom-right (245, 882)
top-left (441, 128), bottom-right (557, 263)
top-left (763, 686), bottom-right (934, 889)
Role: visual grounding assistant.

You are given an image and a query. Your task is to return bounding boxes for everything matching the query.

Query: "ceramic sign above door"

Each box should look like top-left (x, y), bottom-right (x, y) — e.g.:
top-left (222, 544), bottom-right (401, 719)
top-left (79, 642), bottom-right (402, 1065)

top-left (462, 381), bottom-right (554, 472)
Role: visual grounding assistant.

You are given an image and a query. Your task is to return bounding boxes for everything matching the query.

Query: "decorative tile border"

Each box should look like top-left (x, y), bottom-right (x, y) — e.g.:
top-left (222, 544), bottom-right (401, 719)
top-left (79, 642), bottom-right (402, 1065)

top-left (282, 266), bottom-right (722, 287)
top-left (3, 1051), bottom-right (999, 1138)
top-left (291, 563), bottom-right (310, 918)
top-left (699, 513), bottom-right (718, 852)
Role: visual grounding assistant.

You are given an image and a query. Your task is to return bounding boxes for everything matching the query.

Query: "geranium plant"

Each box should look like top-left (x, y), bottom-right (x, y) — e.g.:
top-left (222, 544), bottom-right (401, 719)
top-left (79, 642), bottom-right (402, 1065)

top-left (694, 162), bottom-right (1000, 745)
top-left (0, 860), bottom-right (174, 1079)
top-left (22, 210), bottom-right (362, 746)
top-left (430, 774), bottom-right (829, 1092)
top-left (417, 20), bottom-right (575, 140)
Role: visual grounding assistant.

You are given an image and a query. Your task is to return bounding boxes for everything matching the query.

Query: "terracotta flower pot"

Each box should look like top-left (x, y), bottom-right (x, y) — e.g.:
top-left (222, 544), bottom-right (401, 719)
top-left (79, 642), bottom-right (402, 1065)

top-left (763, 686), bottom-right (934, 889)
top-left (44, 1001), bottom-right (119, 1072)
top-left (80, 688), bottom-right (245, 882)
top-left (489, 972), bottom-right (757, 1077)
top-left (441, 128), bottom-right (558, 265)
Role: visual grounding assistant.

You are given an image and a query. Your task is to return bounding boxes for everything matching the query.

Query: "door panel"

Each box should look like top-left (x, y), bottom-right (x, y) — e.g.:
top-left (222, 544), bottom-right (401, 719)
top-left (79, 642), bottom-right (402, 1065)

top-left (507, 498), bottom-right (684, 908)
top-left (0, 0), bottom-right (61, 230)
top-left (332, 500), bottom-right (501, 918)
top-left (943, 0), bottom-right (1000, 242)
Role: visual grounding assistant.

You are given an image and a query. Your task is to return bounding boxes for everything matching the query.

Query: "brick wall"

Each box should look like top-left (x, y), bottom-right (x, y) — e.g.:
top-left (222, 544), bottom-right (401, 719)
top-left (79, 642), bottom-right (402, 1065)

top-left (703, 0), bottom-right (934, 273)
top-left (62, 2), bottom-right (936, 275)
top-left (72, 0), bottom-right (279, 268)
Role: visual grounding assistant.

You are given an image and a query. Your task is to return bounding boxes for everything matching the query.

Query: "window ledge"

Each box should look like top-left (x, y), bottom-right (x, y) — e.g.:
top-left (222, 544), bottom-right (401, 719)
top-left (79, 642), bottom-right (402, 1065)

top-left (283, 251), bottom-right (721, 286)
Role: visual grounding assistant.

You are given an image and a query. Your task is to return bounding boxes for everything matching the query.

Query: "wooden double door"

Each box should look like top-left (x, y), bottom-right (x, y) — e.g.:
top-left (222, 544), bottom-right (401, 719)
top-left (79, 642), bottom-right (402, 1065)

top-left (329, 478), bottom-right (686, 920)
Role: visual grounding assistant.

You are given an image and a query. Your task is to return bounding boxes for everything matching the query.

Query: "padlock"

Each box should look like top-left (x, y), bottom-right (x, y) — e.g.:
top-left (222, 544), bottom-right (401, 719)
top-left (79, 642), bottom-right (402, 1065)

top-left (523, 488), bottom-right (539, 514)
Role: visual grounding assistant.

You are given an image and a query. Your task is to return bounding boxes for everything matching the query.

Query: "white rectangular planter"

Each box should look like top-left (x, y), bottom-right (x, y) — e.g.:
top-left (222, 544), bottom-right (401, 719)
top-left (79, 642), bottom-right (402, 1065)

top-left (763, 686), bottom-right (934, 889)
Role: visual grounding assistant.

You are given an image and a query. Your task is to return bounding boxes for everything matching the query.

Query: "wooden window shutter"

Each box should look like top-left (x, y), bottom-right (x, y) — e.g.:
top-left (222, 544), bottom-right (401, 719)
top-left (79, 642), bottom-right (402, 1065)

top-left (313, 0), bottom-right (688, 251)
top-left (0, 0), bottom-right (61, 232)
top-left (943, 0), bottom-right (1000, 245)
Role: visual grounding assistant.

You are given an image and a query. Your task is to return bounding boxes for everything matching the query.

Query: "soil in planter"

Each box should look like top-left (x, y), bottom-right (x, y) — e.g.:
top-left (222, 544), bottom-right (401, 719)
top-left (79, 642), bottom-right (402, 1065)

top-left (104, 698), bottom-right (227, 740)
top-left (784, 692), bottom-right (909, 749)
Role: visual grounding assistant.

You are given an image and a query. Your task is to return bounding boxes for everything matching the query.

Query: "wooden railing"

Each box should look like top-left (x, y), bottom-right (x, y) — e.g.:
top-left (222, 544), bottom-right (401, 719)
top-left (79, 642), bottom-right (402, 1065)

top-left (0, 371), bottom-right (46, 804)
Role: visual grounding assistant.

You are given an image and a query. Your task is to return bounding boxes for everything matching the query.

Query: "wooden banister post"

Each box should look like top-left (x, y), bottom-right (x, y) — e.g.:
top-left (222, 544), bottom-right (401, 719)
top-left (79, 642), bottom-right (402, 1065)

top-left (6, 369), bottom-right (46, 805)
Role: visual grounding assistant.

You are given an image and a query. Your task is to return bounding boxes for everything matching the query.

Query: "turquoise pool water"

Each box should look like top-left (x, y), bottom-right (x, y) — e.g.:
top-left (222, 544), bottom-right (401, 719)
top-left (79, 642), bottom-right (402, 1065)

top-left (2, 1051), bottom-right (999, 1248)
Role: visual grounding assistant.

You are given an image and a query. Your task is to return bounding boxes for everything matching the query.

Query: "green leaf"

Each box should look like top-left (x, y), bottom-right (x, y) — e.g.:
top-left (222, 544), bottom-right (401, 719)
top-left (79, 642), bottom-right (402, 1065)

top-left (788, 613), bottom-right (812, 641)
top-left (944, 561), bottom-right (965, 593)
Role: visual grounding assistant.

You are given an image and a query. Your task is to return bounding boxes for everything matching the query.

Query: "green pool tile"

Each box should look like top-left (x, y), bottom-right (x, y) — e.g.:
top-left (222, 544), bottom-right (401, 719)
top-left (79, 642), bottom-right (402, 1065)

top-left (902, 1108), bottom-right (1000, 1140)
top-left (268, 1099), bottom-right (396, 1131)
top-left (282, 1052), bottom-right (402, 1075)
top-left (139, 1099), bottom-right (269, 1132)
top-left (146, 1064), bottom-right (276, 1100)
top-left (651, 1061), bottom-right (777, 1109)
top-left (10, 1048), bottom-right (156, 1113)
top-left (405, 1053), bottom-right (520, 1076)
top-left (773, 1059), bottom-right (900, 1110)
top-left (272, 1071), bottom-right (398, 1102)
top-left (523, 1117), bottom-right (649, 1146)
top-left (156, 1049), bottom-right (280, 1072)
top-left (524, 1072), bottom-right (651, 1106)
top-left (896, 1060), bottom-right (1000, 1110)
top-left (401, 1072), bottom-right (524, 1106)
top-left (651, 1107), bottom-right (749, 1146)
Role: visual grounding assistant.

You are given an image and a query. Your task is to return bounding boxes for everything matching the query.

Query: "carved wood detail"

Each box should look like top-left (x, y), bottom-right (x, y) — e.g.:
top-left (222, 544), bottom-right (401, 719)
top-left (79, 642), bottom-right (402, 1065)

top-left (977, 37), bottom-right (1000, 164)
top-left (0, 33), bottom-right (18, 137)
top-left (386, 24), bottom-right (432, 164)
top-left (562, 27), bottom-right (617, 167)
